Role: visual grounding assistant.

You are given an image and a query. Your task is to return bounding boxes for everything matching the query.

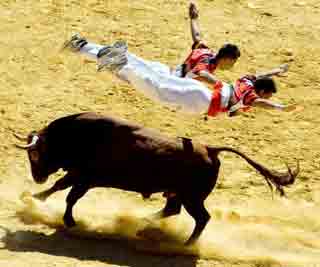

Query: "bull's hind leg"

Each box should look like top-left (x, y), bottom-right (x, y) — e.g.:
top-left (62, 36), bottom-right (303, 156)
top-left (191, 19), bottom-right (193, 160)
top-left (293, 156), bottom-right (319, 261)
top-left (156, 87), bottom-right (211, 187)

top-left (33, 173), bottom-right (75, 201)
top-left (182, 161), bottom-right (220, 245)
top-left (63, 184), bottom-right (89, 227)
top-left (150, 195), bottom-right (182, 220)
top-left (183, 199), bottom-right (210, 245)
top-left (182, 159), bottom-right (221, 245)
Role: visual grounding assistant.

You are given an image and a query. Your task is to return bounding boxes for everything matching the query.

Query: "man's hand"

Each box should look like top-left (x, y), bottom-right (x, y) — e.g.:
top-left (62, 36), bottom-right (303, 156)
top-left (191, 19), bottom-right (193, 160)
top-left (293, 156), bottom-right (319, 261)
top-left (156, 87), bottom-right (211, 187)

top-left (275, 63), bottom-right (289, 77)
top-left (189, 2), bottom-right (199, 19)
top-left (283, 104), bottom-right (304, 112)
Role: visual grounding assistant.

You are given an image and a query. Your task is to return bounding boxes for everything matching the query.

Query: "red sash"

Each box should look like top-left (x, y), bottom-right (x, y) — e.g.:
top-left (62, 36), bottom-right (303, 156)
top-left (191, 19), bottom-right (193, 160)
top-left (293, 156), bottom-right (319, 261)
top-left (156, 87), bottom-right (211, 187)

top-left (207, 81), bottom-right (229, 116)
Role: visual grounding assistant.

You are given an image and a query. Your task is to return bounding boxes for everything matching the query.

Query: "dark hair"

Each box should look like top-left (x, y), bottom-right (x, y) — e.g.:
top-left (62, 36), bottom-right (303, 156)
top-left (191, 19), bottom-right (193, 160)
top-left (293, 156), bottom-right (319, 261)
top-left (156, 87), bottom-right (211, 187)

top-left (216, 43), bottom-right (240, 60)
top-left (253, 77), bottom-right (277, 93)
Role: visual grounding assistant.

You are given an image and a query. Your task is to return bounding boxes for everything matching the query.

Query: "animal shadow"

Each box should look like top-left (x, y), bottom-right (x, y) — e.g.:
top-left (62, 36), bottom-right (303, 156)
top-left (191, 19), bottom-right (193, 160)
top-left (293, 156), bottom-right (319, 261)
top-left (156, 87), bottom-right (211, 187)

top-left (0, 224), bottom-right (198, 267)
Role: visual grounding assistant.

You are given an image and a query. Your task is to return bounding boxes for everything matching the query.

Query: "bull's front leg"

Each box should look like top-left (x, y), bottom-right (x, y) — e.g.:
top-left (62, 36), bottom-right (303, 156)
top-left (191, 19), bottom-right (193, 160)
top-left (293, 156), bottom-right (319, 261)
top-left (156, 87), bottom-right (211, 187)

top-left (63, 184), bottom-right (89, 227)
top-left (33, 173), bottom-right (75, 201)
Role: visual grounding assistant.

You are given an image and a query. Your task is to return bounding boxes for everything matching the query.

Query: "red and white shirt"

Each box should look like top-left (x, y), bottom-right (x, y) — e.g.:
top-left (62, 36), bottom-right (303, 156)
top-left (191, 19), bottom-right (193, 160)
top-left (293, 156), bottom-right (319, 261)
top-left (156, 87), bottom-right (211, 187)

top-left (226, 76), bottom-right (259, 113)
top-left (207, 81), bottom-right (232, 116)
top-left (234, 76), bottom-right (259, 106)
top-left (207, 76), bottom-right (259, 117)
top-left (175, 41), bottom-right (218, 79)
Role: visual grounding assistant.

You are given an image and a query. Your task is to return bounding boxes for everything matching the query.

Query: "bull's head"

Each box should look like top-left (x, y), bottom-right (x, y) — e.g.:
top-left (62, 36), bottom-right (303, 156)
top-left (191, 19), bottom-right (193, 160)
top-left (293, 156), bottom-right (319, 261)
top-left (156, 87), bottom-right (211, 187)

top-left (14, 131), bottom-right (58, 184)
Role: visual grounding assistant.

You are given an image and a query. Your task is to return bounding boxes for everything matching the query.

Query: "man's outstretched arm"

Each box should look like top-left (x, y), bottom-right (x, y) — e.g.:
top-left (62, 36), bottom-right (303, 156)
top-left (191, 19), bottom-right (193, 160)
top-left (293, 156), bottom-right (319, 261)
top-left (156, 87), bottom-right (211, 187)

top-left (255, 64), bottom-right (289, 79)
top-left (189, 1), bottom-right (202, 44)
top-left (229, 99), bottom-right (301, 116)
top-left (251, 98), bottom-right (299, 111)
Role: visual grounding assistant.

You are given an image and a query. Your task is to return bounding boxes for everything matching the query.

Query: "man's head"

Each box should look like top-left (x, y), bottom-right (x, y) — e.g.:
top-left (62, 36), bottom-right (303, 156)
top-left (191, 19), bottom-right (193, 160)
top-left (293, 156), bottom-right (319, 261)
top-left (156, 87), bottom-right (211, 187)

top-left (216, 43), bottom-right (240, 70)
top-left (253, 77), bottom-right (277, 99)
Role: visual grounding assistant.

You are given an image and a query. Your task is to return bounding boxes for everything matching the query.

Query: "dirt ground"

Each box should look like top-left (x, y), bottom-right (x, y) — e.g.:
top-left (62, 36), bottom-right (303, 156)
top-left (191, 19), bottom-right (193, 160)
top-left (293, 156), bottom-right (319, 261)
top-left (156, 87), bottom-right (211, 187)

top-left (0, 0), bottom-right (320, 266)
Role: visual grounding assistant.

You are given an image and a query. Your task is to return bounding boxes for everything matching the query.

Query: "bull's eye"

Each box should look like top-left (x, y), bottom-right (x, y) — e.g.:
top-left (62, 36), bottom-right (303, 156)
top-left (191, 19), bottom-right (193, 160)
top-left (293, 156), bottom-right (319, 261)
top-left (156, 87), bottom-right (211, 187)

top-left (30, 150), bottom-right (40, 162)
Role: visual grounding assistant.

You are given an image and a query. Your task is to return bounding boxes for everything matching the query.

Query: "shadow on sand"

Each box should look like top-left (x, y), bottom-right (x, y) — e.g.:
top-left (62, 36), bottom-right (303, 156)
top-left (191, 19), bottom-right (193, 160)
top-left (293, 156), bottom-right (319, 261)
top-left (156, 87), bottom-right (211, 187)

top-left (0, 225), bottom-right (198, 267)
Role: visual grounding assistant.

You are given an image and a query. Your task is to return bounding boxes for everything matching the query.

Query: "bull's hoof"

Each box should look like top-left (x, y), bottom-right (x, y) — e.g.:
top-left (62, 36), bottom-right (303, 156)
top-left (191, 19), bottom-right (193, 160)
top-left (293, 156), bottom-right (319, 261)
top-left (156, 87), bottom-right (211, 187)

top-left (63, 215), bottom-right (76, 228)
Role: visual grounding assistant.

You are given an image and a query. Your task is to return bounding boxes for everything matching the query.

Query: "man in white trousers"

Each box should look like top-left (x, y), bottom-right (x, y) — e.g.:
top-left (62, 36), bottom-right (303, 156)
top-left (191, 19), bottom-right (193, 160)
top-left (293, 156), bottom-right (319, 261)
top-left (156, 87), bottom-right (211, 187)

top-left (62, 34), bottom-right (299, 116)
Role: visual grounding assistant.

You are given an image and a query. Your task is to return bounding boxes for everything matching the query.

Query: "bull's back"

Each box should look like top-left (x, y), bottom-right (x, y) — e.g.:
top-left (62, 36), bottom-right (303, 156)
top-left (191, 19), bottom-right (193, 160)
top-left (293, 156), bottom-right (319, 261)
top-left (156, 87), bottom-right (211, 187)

top-left (48, 113), bottom-right (214, 192)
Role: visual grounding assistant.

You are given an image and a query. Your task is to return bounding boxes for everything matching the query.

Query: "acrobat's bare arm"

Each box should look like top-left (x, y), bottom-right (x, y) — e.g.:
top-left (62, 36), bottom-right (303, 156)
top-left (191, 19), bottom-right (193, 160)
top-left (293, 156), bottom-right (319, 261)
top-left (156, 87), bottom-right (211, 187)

top-left (195, 70), bottom-right (218, 84)
top-left (229, 99), bottom-right (301, 117)
top-left (251, 98), bottom-right (299, 112)
top-left (189, 2), bottom-right (202, 44)
top-left (256, 64), bottom-right (289, 79)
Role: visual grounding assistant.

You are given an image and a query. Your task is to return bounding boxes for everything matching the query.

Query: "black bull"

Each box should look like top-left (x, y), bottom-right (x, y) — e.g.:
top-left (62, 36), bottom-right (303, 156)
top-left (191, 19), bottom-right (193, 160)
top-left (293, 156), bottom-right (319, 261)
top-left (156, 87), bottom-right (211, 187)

top-left (14, 112), bottom-right (299, 245)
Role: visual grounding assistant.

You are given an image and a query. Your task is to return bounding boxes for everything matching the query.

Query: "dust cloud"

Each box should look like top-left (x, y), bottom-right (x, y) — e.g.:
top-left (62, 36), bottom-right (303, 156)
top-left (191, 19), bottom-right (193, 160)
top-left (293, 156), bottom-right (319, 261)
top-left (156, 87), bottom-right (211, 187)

top-left (17, 191), bottom-right (320, 266)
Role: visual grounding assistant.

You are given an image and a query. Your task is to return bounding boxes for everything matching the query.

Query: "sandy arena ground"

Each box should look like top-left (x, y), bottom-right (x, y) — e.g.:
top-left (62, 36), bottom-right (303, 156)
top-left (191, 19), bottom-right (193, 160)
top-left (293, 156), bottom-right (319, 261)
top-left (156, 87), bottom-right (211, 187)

top-left (0, 0), bottom-right (320, 266)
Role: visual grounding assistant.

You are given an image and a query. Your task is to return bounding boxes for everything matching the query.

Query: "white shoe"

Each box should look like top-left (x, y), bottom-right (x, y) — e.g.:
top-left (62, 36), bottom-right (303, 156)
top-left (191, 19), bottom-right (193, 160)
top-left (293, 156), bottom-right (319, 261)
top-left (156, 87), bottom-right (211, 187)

top-left (62, 33), bottom-right (88, 52)
top-left (97, 40), bottom-right (128, 72)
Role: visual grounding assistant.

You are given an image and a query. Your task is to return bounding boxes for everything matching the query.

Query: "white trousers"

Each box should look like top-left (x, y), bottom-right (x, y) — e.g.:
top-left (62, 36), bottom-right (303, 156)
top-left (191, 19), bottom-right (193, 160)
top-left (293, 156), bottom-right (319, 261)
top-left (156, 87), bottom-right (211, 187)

top-left (80, 42), bottom-right (213, 114)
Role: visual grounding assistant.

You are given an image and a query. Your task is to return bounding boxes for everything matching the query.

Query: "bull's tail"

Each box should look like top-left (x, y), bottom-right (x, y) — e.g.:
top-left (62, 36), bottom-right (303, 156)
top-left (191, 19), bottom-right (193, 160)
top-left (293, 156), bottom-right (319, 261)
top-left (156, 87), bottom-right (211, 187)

top-left (207, 146), bottom-right (299, 196)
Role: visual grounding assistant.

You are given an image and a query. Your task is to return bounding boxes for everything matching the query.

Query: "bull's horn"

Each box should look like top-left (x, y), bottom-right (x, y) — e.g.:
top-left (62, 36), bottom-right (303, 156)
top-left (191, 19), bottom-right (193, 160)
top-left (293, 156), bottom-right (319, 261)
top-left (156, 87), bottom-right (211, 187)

top-left (13, 133), bottom-right (28, 141)
top-left (15, 135), bottom-right (39, 150)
